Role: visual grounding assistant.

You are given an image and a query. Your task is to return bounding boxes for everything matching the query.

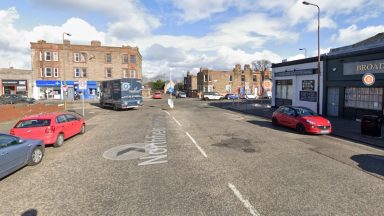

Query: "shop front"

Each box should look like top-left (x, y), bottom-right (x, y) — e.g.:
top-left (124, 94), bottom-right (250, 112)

top-left (272, 57), bottom-right (324, 114)
top-left (1, 80), bottom-right (28, 96)
top-left (324, 33), bottom-right (384, 119)
top-left (35, 80), bottom-right (63, 100)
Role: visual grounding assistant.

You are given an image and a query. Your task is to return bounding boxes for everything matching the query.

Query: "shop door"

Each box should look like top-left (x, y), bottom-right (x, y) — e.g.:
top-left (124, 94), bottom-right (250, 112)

top-left (66, 87), bottom-right (74, 101)
top-left (327, 87), bottom-right (339, 117)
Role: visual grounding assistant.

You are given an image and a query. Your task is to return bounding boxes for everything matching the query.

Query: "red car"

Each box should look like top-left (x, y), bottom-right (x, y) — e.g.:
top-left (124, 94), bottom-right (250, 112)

top-left (152, 92), bottom-right (162, 99)
top-left (272, 106), bottom-right (332, 134)
top-left (10, 112), bottom-right (86, 147)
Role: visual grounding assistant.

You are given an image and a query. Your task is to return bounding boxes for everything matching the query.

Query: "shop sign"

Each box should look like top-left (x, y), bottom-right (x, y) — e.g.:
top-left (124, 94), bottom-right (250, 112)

top-left (262, 79), bottom-right (272, 90)
top-left (2, 80), bottom-right (26, 85)
top-left (362, 73), bottom-right (375, 86)
top-left (344, 59), bottom-right (384, 75)
top-left (16, 86), bottom-right (26, 91)
top-left (300, 91), bottom-right (317, 102)
top-left (302, 80), bottom-right (315, 91)
top-left (275, 69), bottom-right (315, 77)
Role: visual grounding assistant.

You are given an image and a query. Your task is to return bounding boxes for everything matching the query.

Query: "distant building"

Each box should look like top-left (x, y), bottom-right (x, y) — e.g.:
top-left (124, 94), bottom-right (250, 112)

top-left (183, 72), bottom-right (198, 97)
top-left (30, 40), bottom-right (142, 100)
top-left (196, 64), bottom-right (271, 97)
top-left (0, 68), bottom-right (33, 97)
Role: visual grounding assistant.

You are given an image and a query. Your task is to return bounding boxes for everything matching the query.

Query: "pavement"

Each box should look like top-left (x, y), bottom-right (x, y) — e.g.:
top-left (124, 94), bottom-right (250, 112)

top-left (210, 99), bottom-right (384, 148)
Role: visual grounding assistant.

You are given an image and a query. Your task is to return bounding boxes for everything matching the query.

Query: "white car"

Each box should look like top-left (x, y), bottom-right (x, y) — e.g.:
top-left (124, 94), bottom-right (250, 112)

top-left (202, 92), bottom-right (223, 100)
top-left (245, 94), bottom-right (257, 99)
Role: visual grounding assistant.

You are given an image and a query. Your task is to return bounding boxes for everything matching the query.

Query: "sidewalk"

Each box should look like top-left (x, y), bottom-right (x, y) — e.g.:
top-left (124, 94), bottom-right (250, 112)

top-left (214, 100), bottom-right (384, 148)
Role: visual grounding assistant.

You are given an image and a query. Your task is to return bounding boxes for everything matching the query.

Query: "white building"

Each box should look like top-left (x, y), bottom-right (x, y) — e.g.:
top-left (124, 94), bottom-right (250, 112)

top-left (271, 57), bottom-right (324, 115)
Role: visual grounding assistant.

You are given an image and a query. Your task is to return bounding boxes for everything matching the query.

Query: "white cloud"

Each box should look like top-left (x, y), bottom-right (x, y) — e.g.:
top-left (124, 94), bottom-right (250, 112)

top-left (31, 0), bottom-right (160, 38)
top-left (332, 24), bottom-right (384, 46)
top-left (170, 0), bottom-right (231, 22)
top-left (306, 17), bottom-right (337, 31)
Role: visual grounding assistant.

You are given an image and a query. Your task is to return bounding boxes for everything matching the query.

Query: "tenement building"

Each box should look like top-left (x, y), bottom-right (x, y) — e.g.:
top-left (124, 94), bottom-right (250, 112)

top-left (0, 68), bottom-right (33, 97)
top-left (30, 40), bottom-right (142, 100)
top-left (196, 64), bottom-right (271, 96)
top-left (183, 72), bottom-right (198, 97)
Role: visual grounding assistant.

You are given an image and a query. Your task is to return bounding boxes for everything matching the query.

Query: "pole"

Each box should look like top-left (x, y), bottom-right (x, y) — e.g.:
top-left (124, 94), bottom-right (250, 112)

top-left (82, 89), bottom-right (85, 117)
top-left (316, 5), bottom-right (320, 115)
top-left (63, 33), bottom-right (66, 110)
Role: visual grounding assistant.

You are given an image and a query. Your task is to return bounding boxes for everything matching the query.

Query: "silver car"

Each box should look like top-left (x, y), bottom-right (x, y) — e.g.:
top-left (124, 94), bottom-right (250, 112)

top-left (0, 133), bottom-right (44, 179)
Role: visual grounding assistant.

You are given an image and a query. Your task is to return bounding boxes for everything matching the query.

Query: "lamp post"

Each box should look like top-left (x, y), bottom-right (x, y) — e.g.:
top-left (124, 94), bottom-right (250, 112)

top-left (299, 48), bottom-right (307, 58)
top-left (62, 32), bottom-right (71, 110)
top-left (302, 1), bottom-right (320, 114)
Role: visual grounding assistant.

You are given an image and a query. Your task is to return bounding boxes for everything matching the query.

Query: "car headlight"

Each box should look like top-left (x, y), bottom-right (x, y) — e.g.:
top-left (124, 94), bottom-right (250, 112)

top-left (306, 120), bottom-right (316, 125)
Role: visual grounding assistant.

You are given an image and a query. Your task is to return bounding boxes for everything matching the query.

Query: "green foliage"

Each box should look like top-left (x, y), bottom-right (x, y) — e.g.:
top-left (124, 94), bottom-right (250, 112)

top-left (152, 79), bottom-right (165, 90)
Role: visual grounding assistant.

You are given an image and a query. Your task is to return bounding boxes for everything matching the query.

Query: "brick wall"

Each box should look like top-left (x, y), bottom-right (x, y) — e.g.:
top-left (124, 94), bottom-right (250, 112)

top-left (0, 104), bottom-right (64, 122)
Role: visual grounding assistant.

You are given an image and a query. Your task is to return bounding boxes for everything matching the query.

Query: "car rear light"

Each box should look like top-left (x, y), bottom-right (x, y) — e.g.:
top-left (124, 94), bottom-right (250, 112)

top-left (10, 129), bottom-right (15, 135)
top-left (45, 126), bottom-right (55, 133)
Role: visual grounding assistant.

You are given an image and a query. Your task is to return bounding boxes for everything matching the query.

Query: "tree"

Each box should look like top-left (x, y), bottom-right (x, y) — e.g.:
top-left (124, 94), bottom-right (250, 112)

top-left (151, 79), bottom-right (165, 90)
top-left (251, 59), bottom-right (271, 72)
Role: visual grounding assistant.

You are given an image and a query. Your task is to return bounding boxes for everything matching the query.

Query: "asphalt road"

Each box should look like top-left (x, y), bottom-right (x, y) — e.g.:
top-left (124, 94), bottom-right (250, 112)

top-left (1, 98), bottom-right (384, 216)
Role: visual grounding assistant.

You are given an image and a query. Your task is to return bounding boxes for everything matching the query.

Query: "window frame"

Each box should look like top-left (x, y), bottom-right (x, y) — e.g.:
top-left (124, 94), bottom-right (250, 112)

top-left (130, 55), bottom-right (136, 64)
top-left (106, 68), bottom-right (112, 78)
top-left (44, 51), bottom-right (51, 61)
top-left (122, 54), bottom-right (129, 64)
top-left (53, 68), bottom-right (59, 77)
top-left (74, 53), bottom-right (80, 62)
top-left (74, 68), bottom-right (80, 78)
top-left (45, 67), bottom-right (52, 77)
top-left (53, 52), bottom-right (59, 61)
top-left (106, 53), bottom-right (112, 64)
top-left (130, 70), bottom-right (136, 78)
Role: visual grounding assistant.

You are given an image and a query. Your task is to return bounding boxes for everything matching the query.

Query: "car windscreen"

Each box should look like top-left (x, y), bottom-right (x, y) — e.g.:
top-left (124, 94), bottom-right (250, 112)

top-left (15, 119), bottom-right (51, 128)
top-left (295, 107), bottom-right (317, 116)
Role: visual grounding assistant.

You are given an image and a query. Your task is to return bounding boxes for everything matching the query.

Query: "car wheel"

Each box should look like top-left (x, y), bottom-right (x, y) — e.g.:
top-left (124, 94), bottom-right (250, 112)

top-left (53, 133), bottom-right (64, 148)
top-left (80, 124), bottom-right (86, 134)
top-left (272, 118), bottom-right (279, 126)
top-left (296, 124), bottom-right (306, 134)
top-left (29, 146), bottom-right (44, 166)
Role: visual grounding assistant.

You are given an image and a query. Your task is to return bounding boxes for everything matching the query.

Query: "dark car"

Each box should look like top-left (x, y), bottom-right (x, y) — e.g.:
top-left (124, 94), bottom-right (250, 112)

top-left (0, 133), bottom-right (44, 179)
top-left (0, 95), bottom-right (35, 104)
top-left (224, 93), bottom-right (239, 100)
top-left (272, 106), bottom-right (332, 134)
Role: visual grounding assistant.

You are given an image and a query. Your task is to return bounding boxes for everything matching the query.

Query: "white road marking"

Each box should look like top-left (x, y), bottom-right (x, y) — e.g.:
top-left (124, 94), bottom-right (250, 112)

top-left (164, 110), bottom-right (171, 116)
top-left (228, 183), bottom-right (260, 216)
top-left (185, 132), bottom-right (208, 158)
top-left (172, 116), bottom-right (182, 126)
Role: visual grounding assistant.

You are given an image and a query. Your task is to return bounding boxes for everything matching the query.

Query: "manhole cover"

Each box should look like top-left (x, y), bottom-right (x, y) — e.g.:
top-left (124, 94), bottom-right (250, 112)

top-left (103, 143), bottom-right (148, 160)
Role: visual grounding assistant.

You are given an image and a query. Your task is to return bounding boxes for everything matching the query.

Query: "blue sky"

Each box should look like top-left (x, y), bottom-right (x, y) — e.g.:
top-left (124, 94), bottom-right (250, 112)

top-left (0, 0), bottom-right (383, 80)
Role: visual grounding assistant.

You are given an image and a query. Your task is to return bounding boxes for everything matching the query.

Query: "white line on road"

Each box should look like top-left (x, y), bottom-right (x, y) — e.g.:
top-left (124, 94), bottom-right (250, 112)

top-left (172, 116), bottom-right (182, 127)
top-left (164, 110), bottom-right (171, 116)
top-left (228, 183), bottom-right (260, 216)
top-left (185, 132), bottom-right (208, 158)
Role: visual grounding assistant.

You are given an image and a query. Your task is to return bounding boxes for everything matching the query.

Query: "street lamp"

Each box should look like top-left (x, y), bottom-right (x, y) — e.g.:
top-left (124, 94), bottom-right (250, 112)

top-left (302, 1), bottom-right (321, 114)
top-left (299, 48), bottom-right (307, 58)
top-left (62, 32), bottom-right (71, 110)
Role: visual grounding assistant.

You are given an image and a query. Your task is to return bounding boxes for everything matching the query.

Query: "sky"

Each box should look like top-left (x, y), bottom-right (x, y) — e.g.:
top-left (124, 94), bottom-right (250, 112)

top-left (0, 0), bottom-right (384, 81)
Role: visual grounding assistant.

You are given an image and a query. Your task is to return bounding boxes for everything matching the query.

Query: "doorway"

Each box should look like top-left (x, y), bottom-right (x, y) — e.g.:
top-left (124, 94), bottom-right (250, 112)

top-left (327, 87), bottom-right (339, 117)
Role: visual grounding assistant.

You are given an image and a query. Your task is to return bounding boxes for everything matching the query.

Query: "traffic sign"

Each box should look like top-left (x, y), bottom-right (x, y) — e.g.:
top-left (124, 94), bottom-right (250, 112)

top-left (79, 80), bottom-right (87, 90)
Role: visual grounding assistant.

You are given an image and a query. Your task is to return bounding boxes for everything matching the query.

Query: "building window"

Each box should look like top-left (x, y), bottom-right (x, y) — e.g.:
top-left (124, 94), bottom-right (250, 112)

top-left (253, 75), bottom-right (257, 82)
top-left (53, 52), bottom-right (58, 61)
top-left (276, 80), bottom-right (293, 100)
top-left (82, 68), bottom-right (87, 77)
top-left (122, 54), bottom-right (129, 64)
top-left (106, 68), bottom-right (112, 78)
top-left (45, 52), bottom-right (51, 61)
top-left (130, 55), bottom-right (136, 64)
top-left (345, 87), bottom-right (383, 110)
top-left (74, 53), bottom-right (80, 62)
top-left (241, 75), bottom-right (245, 82)
top-left (74, 68), bottom-right (80, 77)
top-left (54, 68), bottom-right (59, 77)
top-left (106, 54), bottom-right (112, 63)
top-left (123, 68), bottom-right (129, 78)
top-left (229, 75), bottom-right (233, 82)
top-left (45, 68), bottom-right (52, 77)
top-left (130, 70), bottom-right (136, 78)
top-left (80, 53), bottom-right (87, 62)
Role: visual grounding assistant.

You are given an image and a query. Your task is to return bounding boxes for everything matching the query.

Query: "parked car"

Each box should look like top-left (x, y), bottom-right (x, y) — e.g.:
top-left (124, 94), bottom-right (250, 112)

top-left (152, 92), bottom-right (163, 99)
top-left (224, 93), bottom-right (240, 100)
top-left (176, 91), bottom-right (187, 98)
top-left (202, 92), bottom-right (224, 100)
top-left (10, 112), bottom-right (86, 147)
top-left (0, 95), bottom-right (36, 104)
top-left (272, 106), bottom-right (332, 134)
top-left (0, 133), bottom-right (44, 179)
top-left (245, 94), bottom-right (257, 99)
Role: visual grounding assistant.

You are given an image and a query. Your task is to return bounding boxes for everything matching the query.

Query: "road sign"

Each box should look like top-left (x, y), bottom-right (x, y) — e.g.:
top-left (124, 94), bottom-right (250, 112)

top-left (79, 80), bottom-right (87, 90)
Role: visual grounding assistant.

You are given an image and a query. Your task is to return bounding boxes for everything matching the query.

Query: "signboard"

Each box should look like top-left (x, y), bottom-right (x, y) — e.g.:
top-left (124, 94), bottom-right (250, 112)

top-left (262, 79), bottom-right (272, 90)
top-left (121, 82), bottom-right (130, 91)
top-left (302, 80), bottom-right (315, 91)
top-left (2, 80), bottom-right (27, 86)
top-left (79, 80), bottom-right (87, 90)
top-left (300, 91), bottom-right (317, 102)
top-left (275, 69), bottom-right (315, 77)
top-left (362, 73), bottom-right (375, 86)
top-left (344, 59), bottom-right (384, 75)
